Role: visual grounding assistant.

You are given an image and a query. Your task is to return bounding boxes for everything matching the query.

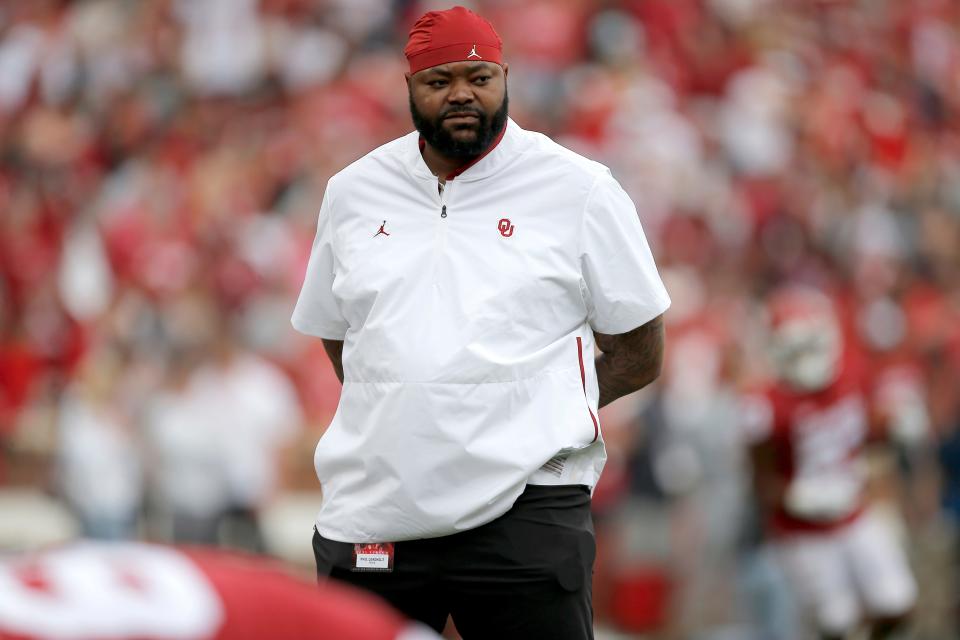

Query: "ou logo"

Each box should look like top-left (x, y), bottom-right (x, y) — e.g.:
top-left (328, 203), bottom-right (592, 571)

top-left (497, 218), bottom-right (515, 237)
top-left (0, 545), bottom-right (223, 638)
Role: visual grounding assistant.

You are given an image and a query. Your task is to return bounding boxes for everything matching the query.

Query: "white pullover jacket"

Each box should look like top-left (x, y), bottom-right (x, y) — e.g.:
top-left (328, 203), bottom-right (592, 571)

top-left (293, 118), bottom-right (670, 542)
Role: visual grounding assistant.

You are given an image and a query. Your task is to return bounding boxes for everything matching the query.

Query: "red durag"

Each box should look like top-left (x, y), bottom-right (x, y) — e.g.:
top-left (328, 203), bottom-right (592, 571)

top-left (404, 6), bottom-right (503, 74)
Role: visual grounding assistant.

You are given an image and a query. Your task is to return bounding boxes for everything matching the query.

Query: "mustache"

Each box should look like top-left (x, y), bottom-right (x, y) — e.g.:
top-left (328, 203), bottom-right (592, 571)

top-left (441, 107), bottom-right (484, 119)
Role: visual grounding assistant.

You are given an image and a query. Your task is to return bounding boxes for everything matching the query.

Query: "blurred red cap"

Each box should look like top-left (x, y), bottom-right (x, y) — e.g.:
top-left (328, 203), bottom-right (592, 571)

top-left (404, 6), bottom-right (503, 75)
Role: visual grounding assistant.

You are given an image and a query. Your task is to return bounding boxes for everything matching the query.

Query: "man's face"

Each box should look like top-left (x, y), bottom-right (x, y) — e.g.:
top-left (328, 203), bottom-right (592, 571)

top-left (407, 61), bottom-right (509, 160)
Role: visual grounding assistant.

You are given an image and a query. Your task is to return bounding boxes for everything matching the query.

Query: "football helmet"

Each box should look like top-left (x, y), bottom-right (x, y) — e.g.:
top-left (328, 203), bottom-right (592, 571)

top-left (767, 285), bottom-right (843, 392)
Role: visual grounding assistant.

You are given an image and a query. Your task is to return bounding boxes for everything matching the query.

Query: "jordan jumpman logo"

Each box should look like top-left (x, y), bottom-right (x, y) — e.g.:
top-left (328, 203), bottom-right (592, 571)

top-left (467, 44), bottom-right (481, 59)
top-left (374, 220), bottom-right (390, 237)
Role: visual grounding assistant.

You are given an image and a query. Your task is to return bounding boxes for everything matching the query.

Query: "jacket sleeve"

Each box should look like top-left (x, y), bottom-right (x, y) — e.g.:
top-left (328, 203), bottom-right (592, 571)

top-left (579, 170), bottom-right (670, 334)
top-left (291, 181), bottom-right (349, 340)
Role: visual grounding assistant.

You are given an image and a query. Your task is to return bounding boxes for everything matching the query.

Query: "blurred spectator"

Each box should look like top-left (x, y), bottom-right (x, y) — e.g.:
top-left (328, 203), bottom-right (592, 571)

top-left (144, 341), bottom-right (229, 545)
top-left (56, 343), bottom-right (143, 540)
top-left (189, 317), bottom-right (303, 552)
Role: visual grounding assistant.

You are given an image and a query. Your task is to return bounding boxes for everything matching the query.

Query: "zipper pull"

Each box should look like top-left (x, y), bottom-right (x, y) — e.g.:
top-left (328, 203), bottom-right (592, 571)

top-left (441, 205), bottom-right (447, 219)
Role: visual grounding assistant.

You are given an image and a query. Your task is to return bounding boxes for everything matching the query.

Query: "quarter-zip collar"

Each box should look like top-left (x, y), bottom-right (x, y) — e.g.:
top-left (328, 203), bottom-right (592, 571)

top-left (407, 117), bottom-right (523, 183)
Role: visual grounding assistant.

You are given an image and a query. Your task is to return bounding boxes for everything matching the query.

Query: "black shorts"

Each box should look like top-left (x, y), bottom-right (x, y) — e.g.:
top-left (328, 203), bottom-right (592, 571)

top-left (312, 484), bottom-right (595, 639)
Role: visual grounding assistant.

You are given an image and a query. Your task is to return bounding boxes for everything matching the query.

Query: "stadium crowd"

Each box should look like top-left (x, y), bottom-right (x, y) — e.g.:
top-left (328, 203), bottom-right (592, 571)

top-left (0, 0), bottom-right (958, 638)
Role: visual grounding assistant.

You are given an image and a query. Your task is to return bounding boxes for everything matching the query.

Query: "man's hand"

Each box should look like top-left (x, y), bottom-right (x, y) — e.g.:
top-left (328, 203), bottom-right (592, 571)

top-left (322, 339), bottom-right (344, 384)
top-left (594, 315), bottom-right (664, 408)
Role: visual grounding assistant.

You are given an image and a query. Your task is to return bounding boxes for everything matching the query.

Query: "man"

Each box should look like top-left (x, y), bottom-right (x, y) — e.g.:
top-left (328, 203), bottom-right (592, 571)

top-left (0, 542), bottom-right (438, 640)
top-left (292, 6), bottom-right (670, 638)
top-left (740, 284), bottom-right (917, 640)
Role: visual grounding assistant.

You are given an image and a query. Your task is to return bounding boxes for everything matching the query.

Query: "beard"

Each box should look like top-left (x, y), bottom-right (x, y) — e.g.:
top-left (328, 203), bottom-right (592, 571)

top-left (410, 90), bottom-right (509, 160)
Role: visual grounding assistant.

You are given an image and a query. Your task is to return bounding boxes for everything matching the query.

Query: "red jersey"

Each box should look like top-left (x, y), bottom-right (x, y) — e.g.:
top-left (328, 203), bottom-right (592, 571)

top-left (741, 353), bottom-right (873, 536)
top-left (0, 543), bottom-right (436, 640)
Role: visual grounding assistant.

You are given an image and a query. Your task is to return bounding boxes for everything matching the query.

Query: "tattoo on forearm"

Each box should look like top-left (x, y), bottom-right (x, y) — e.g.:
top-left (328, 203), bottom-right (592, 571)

top-left (322, 339), bottom-right (345, 384)
top-left (594, 315), bottom-right (664, 408)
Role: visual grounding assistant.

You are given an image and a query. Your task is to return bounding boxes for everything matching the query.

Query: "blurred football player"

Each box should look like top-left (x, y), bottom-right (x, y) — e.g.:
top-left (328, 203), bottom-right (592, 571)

top-left (740, 284), bottom-right (917, 640)
top-left (0, 542), bottom-right (438, 640)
